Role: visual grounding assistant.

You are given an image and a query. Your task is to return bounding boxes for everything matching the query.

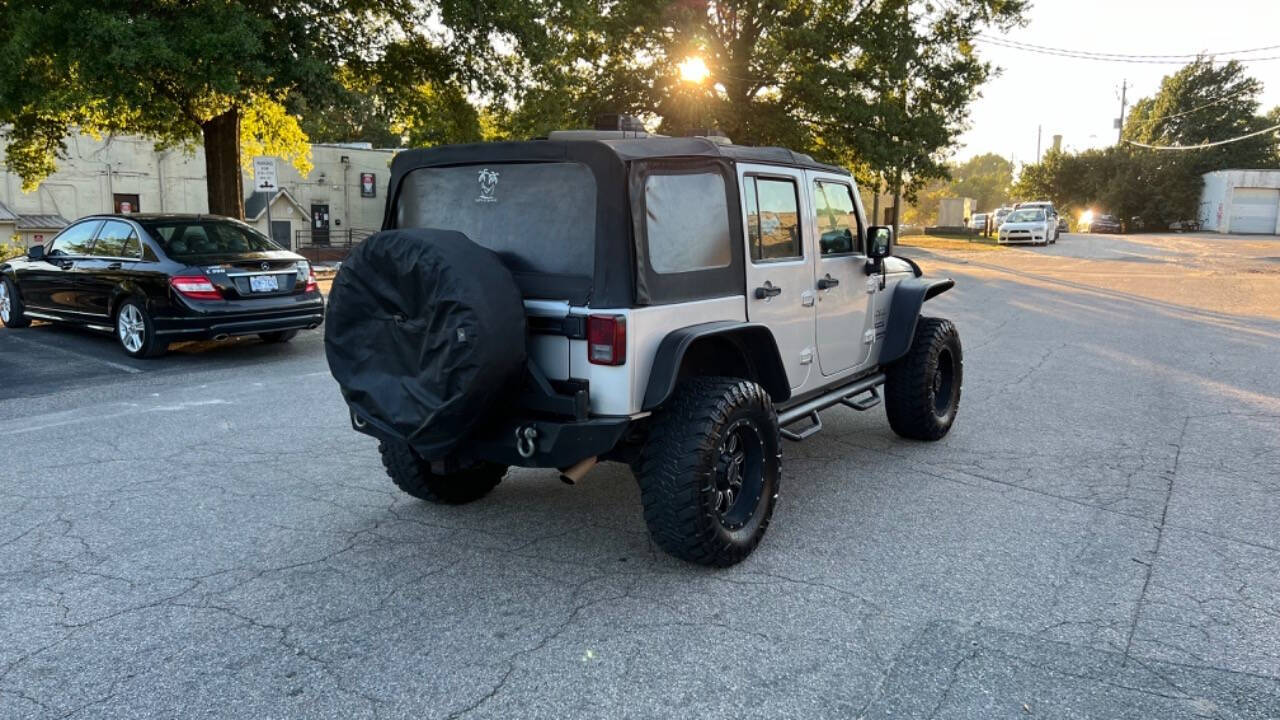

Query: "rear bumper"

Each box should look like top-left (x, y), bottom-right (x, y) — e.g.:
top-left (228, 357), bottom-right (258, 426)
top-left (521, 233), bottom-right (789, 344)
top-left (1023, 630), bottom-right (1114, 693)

top-left (464, 416), bottom-right (632, 468)
top-left (153, 294), bottom-right (325, 338)
top-left (350, 408), bottom-right (631, 470)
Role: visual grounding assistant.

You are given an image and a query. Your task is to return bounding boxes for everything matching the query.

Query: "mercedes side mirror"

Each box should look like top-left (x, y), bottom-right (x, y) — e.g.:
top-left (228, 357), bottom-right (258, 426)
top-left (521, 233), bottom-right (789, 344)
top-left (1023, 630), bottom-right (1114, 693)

top-left (866, 226), bottom-right (893, 259)
top-left (27, 244), bottom-right (44, 261)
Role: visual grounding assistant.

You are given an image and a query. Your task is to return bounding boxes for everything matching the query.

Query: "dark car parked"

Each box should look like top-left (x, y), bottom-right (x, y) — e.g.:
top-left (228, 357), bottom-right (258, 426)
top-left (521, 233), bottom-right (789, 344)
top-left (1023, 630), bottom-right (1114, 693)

top-left (0, 214), bottom-right (324, 357)
top-left (1085, 213), bottom-right (1122, 234)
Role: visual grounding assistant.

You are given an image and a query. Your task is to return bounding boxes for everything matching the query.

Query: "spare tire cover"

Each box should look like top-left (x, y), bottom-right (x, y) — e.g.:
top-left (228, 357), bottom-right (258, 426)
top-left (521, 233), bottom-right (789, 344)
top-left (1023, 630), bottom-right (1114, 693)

top-left (325, 228), bottom-right (526, 460)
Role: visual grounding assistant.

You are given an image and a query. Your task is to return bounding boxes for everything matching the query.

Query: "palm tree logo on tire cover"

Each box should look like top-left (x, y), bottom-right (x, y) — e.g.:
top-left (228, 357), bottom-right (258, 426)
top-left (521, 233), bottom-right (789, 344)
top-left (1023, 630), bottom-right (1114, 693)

top-left (476, 169), bottom-right (499, 203)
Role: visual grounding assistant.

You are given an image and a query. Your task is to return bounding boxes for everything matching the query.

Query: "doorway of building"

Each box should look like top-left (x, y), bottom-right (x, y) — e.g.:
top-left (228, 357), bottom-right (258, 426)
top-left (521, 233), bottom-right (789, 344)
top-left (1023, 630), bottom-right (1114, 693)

top-left (271, 220), bottom-right (291, 250)
top-left (311, 204), bottom-right (330, 244)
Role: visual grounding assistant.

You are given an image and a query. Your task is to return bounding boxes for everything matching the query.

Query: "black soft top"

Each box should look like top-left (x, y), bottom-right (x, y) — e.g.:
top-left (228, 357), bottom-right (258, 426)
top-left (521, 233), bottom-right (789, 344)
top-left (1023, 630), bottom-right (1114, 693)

top-left (383, 137), bottom-right (849, 307)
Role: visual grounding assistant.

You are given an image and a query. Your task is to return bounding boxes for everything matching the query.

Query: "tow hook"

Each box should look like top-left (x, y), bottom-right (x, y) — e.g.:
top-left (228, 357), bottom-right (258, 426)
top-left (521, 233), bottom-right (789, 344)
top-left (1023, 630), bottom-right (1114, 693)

top-left (515, 425), bottom-right (538, 459)
top-left (559, 456), bottom-right (598, 485)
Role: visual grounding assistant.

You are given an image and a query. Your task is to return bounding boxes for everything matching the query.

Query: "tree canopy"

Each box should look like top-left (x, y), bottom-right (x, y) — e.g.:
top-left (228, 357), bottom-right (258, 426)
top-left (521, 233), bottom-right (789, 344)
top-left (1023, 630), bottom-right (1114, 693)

top-left (902, 152), bottom-right (1013, 224)
top-left (1123, 58), bottom-right (1279, 171)
top-left (2, 0), bottom-right (1029, 218)
top-left (1013, 146), bottom-right (1201, 228)
top-left (450, 0), bottom-right (1027, 195)
top-left (0, 0), bottom-right (417, 217)
top-left (1013, 59), bottom-right (1277, 229)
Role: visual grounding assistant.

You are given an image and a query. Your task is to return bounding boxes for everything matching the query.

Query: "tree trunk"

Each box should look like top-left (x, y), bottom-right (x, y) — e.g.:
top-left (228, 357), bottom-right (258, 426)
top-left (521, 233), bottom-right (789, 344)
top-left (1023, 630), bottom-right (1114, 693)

top-left (201, 108), bottom-right (244, 219)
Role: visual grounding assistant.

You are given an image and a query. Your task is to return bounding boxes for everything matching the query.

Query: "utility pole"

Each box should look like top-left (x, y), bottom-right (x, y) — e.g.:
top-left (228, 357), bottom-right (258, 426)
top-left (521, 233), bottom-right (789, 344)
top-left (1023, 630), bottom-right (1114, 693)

top-left (890, 0), bottom-right (908, 239)
top-left (1116, 79), bottom-right (1128, 144)
top-left (872, 176), bottom-right (881, 224)
top-left (1036, 125), bottom-right (1042, 163)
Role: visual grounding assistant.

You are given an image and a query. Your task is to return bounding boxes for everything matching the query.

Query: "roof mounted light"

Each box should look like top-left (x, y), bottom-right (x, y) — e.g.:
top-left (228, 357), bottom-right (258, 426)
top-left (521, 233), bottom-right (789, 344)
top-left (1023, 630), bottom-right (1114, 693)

top-left (594, 113), bottom-right (646, 133)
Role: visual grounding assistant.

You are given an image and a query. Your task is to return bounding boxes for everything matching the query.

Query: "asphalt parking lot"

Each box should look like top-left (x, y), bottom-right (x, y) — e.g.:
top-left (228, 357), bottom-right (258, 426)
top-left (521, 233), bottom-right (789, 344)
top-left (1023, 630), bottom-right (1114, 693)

top-left (2, 233), bottom-right (1279, 718)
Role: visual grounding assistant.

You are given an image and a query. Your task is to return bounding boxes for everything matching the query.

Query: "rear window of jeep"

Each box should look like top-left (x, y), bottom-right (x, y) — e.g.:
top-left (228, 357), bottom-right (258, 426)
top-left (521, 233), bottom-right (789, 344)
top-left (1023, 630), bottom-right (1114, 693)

top-left (394, 162), bottom-right (596, 278)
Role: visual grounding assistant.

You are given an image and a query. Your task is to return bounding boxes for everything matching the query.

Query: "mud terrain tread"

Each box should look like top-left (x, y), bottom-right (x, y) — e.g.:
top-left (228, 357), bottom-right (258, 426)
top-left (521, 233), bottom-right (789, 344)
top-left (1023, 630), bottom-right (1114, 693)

top-left (379, 441), bottom-right (504, 504)
top-left (884, 317), bottom-right (962, 441)
top-left (634, 377), bottom-right (780, 567)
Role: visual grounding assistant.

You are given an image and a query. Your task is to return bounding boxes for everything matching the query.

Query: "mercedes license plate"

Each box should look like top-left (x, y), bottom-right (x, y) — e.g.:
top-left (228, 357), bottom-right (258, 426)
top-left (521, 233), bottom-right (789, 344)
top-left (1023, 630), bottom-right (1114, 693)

top-left (250, 274), bottom-right (279, 293)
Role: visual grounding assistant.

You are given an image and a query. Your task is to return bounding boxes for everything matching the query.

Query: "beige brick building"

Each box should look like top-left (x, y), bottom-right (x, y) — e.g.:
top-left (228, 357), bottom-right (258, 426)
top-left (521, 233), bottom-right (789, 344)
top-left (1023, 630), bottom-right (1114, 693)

top-left (1, 130), bottom-right (397, 250)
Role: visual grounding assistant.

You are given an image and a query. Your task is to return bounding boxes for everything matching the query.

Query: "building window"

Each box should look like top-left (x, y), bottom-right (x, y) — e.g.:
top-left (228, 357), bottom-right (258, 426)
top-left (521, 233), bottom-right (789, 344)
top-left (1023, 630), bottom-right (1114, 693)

top-left (114, 194), bottom-right (140, 214)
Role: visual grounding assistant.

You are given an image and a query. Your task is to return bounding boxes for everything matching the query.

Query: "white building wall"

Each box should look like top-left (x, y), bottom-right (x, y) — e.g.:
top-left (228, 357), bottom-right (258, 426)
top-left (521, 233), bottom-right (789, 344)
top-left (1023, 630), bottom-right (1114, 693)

top-left (0, 130), bottom-right (397, 248)
top-left (1199, 169), bottom-right (1280, 235)
top-left (937, 197), bottom-right (974, 227)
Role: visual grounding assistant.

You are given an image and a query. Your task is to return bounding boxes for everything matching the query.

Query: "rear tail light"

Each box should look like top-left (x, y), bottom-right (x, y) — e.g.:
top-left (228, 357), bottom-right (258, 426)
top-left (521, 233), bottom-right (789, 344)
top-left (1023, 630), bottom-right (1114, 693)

top-left (296, 261), bottom-right (318, 293)
top-left (170, 275), bottom-right (222, 301)
top-left (587, 314), bottom-right (626, 366)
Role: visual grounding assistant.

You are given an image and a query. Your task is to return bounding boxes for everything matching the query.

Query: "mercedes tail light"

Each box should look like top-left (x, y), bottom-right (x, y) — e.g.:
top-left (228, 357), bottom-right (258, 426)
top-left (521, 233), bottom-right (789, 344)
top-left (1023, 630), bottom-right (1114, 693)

top-left (296, 260), bottom-right (318, 292)
top-left (170, 275), bottom-right (222, 301)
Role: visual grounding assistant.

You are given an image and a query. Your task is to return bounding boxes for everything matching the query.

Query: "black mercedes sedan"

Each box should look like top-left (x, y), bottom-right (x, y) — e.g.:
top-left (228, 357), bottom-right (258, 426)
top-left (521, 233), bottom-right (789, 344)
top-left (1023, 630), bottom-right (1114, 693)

top-left (0, 214), bottom-right (324, 357)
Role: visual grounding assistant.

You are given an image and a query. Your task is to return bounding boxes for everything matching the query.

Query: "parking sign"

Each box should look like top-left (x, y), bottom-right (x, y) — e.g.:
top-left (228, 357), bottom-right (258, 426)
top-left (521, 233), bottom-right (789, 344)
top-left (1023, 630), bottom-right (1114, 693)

top-left (252, 157), bottom-right (278, 193)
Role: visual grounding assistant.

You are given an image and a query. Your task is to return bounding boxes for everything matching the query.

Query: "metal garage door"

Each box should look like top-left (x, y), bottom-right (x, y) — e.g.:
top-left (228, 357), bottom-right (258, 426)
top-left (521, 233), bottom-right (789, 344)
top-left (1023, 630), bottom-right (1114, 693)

top-left (1229, 187), bottom-right (1280, 234)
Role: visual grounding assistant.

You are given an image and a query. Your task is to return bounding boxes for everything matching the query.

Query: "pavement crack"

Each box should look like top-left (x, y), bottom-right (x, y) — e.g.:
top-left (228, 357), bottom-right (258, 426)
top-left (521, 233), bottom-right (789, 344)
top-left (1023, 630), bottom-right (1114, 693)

top-left (1123, 414), bottom-right (1190, 665)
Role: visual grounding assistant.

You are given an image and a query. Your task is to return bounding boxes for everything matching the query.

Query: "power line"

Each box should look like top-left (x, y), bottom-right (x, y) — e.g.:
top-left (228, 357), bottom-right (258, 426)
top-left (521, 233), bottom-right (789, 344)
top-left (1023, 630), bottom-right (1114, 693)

top-left (975, 35), bottom-right (1280, 61)
top-left (1123, 123), bottom-right (1280, 150)
top-left (1126, 84), bottom-right (1257, 128)
top-left (974, 36), bottom-right (1280, 64)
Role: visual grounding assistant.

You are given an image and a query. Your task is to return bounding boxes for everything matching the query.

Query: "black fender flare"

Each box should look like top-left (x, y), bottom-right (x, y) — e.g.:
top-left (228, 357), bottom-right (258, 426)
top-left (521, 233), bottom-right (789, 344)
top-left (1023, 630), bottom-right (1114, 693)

top-left (642, 321), bottom-right (791, 410)
top-left (878, 277), bottom-right (955, 366)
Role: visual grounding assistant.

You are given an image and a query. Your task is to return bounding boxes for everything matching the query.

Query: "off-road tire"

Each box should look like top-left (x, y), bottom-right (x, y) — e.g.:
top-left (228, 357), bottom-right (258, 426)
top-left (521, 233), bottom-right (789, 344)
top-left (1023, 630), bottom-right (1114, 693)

top-left (884, 317), bottom-right (962, 441)
top-left (1, 277), bottom-right (31, 328)
top-left (259, 330), bottom-right (298, 344)
top-left (378, 440), bottom-right (505, 504)
top-left (634, 377), bottom-right (781, 567)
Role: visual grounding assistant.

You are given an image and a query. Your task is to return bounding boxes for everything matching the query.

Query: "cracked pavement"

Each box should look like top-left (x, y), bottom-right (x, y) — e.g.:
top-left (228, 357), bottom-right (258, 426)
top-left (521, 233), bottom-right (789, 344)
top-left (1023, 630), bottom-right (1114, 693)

top-left (2, 232), bottom-right (1279, 718)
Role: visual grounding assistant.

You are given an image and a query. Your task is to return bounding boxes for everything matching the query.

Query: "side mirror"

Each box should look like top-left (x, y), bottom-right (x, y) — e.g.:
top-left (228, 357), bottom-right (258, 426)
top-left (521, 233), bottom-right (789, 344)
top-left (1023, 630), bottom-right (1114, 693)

top-left (27, 244), bottom-right (44, 261)
top-left (866, 226), bottom-right (893, 259)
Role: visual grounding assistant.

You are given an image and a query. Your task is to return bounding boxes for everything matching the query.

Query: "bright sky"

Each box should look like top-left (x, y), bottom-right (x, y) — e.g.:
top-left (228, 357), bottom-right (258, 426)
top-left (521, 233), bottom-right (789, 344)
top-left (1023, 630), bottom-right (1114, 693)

top-left (956, 0), bottom-right (1280, 167)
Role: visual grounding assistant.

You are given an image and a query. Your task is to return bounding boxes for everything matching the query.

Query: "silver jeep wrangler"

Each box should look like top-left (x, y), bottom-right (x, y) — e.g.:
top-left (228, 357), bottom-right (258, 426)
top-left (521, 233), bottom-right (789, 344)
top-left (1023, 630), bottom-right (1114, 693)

top-left (325, 125), bottom-right (962, 567)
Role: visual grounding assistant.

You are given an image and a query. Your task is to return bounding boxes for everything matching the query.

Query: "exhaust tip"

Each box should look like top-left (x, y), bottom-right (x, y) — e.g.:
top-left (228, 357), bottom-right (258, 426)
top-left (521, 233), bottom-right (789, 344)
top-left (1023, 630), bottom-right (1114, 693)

top-left (307, 323), bottom-right (319, 330)
top-left (212, 333), bottom-right (230, 342)
top-left (558, 456), bottom-right (598, 485)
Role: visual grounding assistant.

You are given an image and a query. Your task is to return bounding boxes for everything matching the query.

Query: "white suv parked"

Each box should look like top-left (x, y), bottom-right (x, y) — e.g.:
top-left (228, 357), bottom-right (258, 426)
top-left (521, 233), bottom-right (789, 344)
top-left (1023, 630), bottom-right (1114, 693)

top-left (325, 125), bottom-right (964, 566)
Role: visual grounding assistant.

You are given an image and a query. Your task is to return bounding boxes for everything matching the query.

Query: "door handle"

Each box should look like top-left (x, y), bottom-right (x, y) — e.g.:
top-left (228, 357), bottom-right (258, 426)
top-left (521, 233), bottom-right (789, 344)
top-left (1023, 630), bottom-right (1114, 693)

top-left (753, 283), bottom-right (782, 300)
top-left (107, 262), bottom-right (122, 270)
top-left (817, 274), bottom-right (840, 290)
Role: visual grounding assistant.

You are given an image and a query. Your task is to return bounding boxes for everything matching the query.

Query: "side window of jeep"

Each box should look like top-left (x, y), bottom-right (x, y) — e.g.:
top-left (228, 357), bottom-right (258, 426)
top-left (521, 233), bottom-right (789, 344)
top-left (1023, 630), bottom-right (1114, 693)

top-left (813, 181), bottom-right (862, 256)
top-left (644, 171), bottom-right (733, 274)
top-left (744, 176), bottom-right (802, 262)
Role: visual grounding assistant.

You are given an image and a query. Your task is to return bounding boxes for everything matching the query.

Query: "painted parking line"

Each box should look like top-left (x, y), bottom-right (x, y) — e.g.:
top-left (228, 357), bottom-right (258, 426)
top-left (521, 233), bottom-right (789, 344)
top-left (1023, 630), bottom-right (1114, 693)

top-left (1, 330), bottom-right (142, 374)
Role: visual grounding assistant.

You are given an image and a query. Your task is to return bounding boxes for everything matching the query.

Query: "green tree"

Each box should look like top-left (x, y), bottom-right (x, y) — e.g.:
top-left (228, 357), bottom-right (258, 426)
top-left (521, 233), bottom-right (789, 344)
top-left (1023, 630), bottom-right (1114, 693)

top-left (900, 152), bottom-right (1011, 224)
top-left (298, 39), bottom-right (487, 149)
top-left (0, 0), bottom-right (417, 218)
top-left (1123, 58), bottom-right (1279, 172)
top-left (1013, 146), bottom-right (1201, 228)
top-left (459, 0), bottom-right (1026, 197)
top-left (949, 152), bottom-right (1013, 212)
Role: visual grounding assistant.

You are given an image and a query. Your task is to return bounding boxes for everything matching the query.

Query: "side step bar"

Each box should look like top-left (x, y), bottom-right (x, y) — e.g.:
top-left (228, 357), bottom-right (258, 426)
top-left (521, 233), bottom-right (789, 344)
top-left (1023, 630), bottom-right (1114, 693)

top-left (777, 372), bottom-right (886, 442)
